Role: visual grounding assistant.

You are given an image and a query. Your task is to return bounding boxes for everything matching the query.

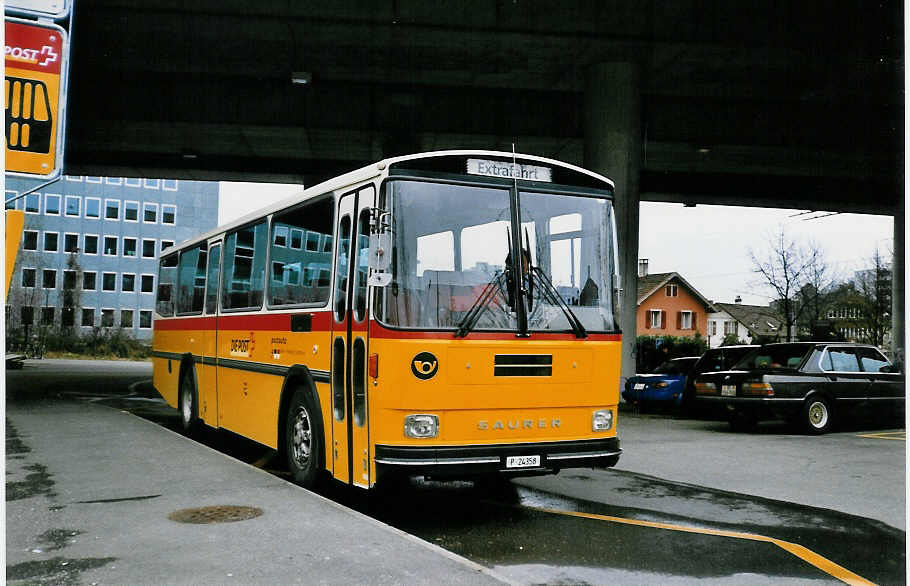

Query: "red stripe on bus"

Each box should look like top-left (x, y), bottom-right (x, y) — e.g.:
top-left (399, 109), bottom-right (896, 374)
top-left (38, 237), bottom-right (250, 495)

top-left (154, 311), bottom-right (334, 331)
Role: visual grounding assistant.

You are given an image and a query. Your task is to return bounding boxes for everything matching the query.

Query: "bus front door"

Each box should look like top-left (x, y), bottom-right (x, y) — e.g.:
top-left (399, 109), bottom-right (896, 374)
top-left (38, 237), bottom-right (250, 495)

top-left (331, 185), bottom-right (375, 487)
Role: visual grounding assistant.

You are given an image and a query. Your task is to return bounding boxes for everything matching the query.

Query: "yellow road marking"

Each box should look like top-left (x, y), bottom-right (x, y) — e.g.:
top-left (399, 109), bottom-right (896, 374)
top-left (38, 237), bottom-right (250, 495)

top-left (857, 431), bottom-right (905, 441)
top-left (532, 507), bottom-right (875, 586)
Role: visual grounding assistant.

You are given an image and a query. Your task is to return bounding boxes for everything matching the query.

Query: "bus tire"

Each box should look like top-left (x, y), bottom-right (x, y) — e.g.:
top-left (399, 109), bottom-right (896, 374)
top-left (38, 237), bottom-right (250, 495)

top-left (178, 367), bottom-right (200, 434)
top-left (284, 387), bottom-right (322, 489)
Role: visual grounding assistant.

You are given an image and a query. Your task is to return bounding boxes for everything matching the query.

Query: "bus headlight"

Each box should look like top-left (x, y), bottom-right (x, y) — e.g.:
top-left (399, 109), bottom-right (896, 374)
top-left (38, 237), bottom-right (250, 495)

top-left (404, 414), bottom-right (439, 438)
top-left (592, 409), bottom-right (613, 432)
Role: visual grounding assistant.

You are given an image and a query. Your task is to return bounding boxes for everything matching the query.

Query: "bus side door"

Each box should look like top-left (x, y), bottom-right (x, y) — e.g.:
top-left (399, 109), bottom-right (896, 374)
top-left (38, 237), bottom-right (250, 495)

top-left (330, 184), bottom-right (375, 487)
top-left (200, 240), bottom-right (221, 426)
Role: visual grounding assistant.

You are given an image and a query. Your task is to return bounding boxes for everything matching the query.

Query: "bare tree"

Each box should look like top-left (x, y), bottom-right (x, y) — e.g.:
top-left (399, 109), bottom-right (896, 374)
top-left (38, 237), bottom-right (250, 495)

top-left (749, 228), bottom-right (822, 341)
top-left (797, 240), bottom-right (838, 337)
top-left (854, 248), bottom-right (892, 347)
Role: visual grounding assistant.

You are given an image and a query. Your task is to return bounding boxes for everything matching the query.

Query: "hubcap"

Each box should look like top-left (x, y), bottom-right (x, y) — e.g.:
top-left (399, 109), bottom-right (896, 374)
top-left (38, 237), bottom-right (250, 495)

top-left (291, 407), bottom-right (312, 468)
top-left (181, 386), bottom-right (192, 424)
top-left (808, 401), bottom-right (828, 428)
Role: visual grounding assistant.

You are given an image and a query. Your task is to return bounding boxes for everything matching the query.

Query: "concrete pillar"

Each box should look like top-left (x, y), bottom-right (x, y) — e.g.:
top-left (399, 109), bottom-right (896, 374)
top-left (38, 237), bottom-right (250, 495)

top-left (892, 199), bottom-right (904, 368)
top-left (584, 62), bottom-right (642, 389)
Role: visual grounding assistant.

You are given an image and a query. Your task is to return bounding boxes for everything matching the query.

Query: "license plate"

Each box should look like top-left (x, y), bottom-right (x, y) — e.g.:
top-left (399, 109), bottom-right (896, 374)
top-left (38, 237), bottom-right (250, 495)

top-left (506, 455), bottom-right (540, 469)
top-left (721, 385), bottom-right (737, 396)
top-left (633, 383), bottom-right (645, 390)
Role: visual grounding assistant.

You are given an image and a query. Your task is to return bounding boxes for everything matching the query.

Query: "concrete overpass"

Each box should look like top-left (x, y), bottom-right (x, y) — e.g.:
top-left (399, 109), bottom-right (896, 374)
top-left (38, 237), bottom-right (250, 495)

top-left (51, 1), bottom-right (909, 365)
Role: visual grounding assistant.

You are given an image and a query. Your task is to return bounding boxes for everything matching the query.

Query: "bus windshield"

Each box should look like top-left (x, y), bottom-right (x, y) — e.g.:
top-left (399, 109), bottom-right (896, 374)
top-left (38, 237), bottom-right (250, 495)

top-left (379, 179), bottom-right (617, 333)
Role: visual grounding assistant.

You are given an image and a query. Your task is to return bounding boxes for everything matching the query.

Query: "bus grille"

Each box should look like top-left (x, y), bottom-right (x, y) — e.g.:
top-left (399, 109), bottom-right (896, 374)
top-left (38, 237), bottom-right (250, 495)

top-left (494, 354), bottom-right (553, 377)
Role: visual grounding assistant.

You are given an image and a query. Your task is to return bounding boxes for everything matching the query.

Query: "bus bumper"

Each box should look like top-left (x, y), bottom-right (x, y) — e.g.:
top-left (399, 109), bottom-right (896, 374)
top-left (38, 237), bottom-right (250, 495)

top-left (374, 437), bottom-right (621, 481)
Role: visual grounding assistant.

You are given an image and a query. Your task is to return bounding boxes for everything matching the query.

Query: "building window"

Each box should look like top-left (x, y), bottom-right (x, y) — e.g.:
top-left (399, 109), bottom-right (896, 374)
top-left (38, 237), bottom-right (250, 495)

top-left (124, 200), bottom-right (139, 222)
top-left (139, 310), bottom-right (152, 328)
top-left (122, 273), bottom-right (136, 292)
top-left (679, 310), bottom-right (694, 330)
top-left (43, 232), bottom-right (59, 252)
top-left (724, 321), bottom-right (738, 335)
top-left (120, 309), bottom-right (134, 328)
top-left (101, 308), bottom-right (115, 327)
top-left (142, 239), bottom-right (156, 258)
top-left (41, 307), bottom-right (55, 325)
top-left (64, 233), bottom-right (79, 253)
top-left (123, 237), bottom-right (137, 258)
top-left (81, 308), bottom-right (95, 327)
top-left (23, 230), bottom-right (38, 251)
top-left (710, 320), bottom-right (717, 336)
top-left (83, 271), bottom-right (97, 291)
top-left (45, 194), bottom-right (61, 215)
top-left (21, 306), bottom-right (34, 325)
top-left (85, 197), bottom-right (101, 219)
top-left (84, 234), bottom-right (99, 255)
top-left (42, 269), bottom-right (56, 289)
top-left (648, 309), bottom-right (663, 329)
top-left (141, 274), bottom-right (154, 293)
top-left (22, 268), bottom-right (36, 288)
top-left (161, 204), bottom-right (176, 225)
top-left (65, 195), bottom-right (81, 217)
top-left (105, 199), bottom-right (120, 220)
top-left (143, 202), bottom-right (158, 223)
top-left (102, 272), bottom-right (117, 292)
top-left (162, 179), bottom-right (178, 191)
top-left (62, 306), bottom-right (75, 326)
top-left (66, 175), bottom-right (83, 182)
top-left (63, 270), bottom-right (77, 290)
top-left (85, 176), bottom-right (102, 184)
top-left (6, 190), bottom-right (18, 210)
top-left (125, 177), bottom-right (141, 187)
top-left (665, 284), bottom-right (678, 297)
top-left (25, 193), bottom-right (40, 214)
top-left (161, 240), bottom-right (174, 253)
top-left (144, 178), bottom-right (160, 189)
top-left (105, 177), bottom-right (123, 185)
top-left (104, 236), bottom-right (118, 256)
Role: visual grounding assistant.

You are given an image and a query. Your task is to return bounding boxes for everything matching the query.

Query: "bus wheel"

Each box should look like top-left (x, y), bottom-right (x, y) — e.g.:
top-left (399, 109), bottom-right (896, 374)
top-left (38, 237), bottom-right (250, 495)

top-left (178, 369), bottom-right (199, 434)
top-left (285, 388), bottom-right (322, 489)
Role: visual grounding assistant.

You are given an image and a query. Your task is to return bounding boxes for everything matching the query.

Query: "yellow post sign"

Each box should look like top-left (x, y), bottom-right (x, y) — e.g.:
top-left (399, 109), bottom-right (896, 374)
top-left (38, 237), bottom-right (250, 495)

top-left (5, 18), bottom-right (67, 177)
top-left (5, 210), bottom-right (25, 298)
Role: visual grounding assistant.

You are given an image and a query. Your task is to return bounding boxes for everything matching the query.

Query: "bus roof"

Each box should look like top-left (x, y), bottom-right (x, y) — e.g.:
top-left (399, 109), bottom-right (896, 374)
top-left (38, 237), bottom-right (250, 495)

top-left (160, 150), bottom-right (615, 257)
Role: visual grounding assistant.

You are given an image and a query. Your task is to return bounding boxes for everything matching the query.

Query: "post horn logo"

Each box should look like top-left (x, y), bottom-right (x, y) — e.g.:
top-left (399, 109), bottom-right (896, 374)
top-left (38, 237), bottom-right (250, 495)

top-left (411, 352), bottom-right (439, 380)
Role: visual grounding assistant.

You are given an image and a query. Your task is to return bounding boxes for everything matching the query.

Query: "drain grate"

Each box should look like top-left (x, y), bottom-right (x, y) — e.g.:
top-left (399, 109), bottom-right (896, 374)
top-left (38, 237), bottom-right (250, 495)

top-left (168, 505), bottom-right (263, 524)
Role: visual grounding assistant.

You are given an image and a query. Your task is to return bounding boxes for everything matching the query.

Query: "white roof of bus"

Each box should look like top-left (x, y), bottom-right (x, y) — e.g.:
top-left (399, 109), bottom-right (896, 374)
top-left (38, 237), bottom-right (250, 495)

top-left (161, 149), bottom-right (615, 256)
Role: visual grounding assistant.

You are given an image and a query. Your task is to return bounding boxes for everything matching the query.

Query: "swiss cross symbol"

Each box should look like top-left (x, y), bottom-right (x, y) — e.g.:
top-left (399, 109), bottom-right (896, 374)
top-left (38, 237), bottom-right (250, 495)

top-left (39, 44), bottom-right (58, 67)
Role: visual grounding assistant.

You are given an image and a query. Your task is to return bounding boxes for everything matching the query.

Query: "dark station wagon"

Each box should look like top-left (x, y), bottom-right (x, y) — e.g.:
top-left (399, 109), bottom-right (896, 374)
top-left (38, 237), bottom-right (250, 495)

top-left (694, 342), bottom-right (905, 434)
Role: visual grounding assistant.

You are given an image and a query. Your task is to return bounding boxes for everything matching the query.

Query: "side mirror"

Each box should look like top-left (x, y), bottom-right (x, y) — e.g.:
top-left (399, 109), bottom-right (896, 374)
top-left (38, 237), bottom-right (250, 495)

top-left (367, 233), bottom-right (392, 287)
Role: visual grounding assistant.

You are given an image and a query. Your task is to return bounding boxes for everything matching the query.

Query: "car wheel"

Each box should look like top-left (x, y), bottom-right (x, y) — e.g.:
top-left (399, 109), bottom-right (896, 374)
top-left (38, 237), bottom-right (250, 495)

top-left (178, 369), bottom-right (200, 434)
top-left (803, 396), bottom-right (834, 435)
top-left (285, 387), bottom-right (323, 489)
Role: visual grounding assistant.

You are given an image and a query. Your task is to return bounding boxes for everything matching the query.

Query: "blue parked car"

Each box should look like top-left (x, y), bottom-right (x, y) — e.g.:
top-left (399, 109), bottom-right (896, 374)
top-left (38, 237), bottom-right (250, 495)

top-left (623, 357), bottom-right (701, 407)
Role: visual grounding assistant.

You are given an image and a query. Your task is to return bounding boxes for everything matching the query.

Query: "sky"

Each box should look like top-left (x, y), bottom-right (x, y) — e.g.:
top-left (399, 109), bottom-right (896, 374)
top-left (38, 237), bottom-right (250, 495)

top-left (219, 181), bottom-right (896, 309)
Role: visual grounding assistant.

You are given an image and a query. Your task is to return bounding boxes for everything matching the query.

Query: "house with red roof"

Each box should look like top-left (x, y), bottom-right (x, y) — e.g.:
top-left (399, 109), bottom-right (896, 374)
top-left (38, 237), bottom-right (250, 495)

top-left (636, 263), bottom-right (715, 338)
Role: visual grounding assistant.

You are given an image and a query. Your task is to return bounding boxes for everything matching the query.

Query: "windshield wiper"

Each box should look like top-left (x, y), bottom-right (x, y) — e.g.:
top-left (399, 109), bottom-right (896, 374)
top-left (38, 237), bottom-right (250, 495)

top-left (529, 267), bottom-right (587, 339)
top-left (454, 271), bottom-right (509, 338)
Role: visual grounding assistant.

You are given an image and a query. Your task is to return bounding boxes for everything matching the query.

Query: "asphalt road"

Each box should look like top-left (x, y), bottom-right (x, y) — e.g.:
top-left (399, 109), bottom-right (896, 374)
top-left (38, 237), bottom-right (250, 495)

top-left (6, 359), bottom-right (906, 584)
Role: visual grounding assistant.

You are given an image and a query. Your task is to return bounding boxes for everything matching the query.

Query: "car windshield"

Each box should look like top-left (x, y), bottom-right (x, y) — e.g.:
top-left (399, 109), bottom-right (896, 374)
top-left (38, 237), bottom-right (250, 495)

top-left (734, 344), bottom-right (811, 370)
top-left (378, 179), bottom-right (618, 334)
top-left (651, 358), bottom-right (697, 375)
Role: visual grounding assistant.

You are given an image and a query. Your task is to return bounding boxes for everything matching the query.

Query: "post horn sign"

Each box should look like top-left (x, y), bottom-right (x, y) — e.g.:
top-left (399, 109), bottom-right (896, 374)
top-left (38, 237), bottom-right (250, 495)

top-left (5, 18), bottom-right (68, 178)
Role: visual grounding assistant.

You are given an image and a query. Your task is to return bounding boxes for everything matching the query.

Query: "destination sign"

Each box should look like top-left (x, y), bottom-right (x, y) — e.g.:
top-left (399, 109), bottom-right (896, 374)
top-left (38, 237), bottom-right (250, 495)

top-left (466, 158), bottom-right (552, 182)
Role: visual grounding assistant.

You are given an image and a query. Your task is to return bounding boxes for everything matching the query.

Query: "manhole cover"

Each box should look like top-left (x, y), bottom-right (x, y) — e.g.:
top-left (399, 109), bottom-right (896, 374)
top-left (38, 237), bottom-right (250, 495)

top-left (168, 505), bottom-right (263, 524)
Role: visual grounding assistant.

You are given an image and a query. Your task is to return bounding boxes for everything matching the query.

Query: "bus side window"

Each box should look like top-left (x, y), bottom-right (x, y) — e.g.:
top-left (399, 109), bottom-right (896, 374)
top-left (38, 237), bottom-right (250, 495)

top-left (205, 244), bottom-right (221, 314)
top-left (156, 254), bottom-right (178, 316)
top-left (177, 243), bottom-right (207, 315)
top-left (268, 196), bottom-right (334, 307)
top-left (223, 221), bottom-right (267, 310)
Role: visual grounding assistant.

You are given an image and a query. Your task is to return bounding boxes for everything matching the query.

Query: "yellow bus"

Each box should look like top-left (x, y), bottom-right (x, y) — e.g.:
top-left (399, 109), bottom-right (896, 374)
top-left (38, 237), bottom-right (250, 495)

top-left (153, 150), bottom-right (623, 489)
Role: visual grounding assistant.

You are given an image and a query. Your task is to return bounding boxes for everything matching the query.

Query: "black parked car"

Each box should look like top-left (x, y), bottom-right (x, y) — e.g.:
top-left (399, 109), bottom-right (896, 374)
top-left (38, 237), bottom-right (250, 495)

top-left (694, 342), bottom-right (904, 433)
top-left (680, 345), bottom-right (759, 409)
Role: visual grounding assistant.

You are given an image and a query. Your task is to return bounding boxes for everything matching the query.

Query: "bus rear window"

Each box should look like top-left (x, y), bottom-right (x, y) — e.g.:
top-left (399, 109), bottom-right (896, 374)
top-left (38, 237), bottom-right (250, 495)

top-left (156, 255), bottom-right (179, 316)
